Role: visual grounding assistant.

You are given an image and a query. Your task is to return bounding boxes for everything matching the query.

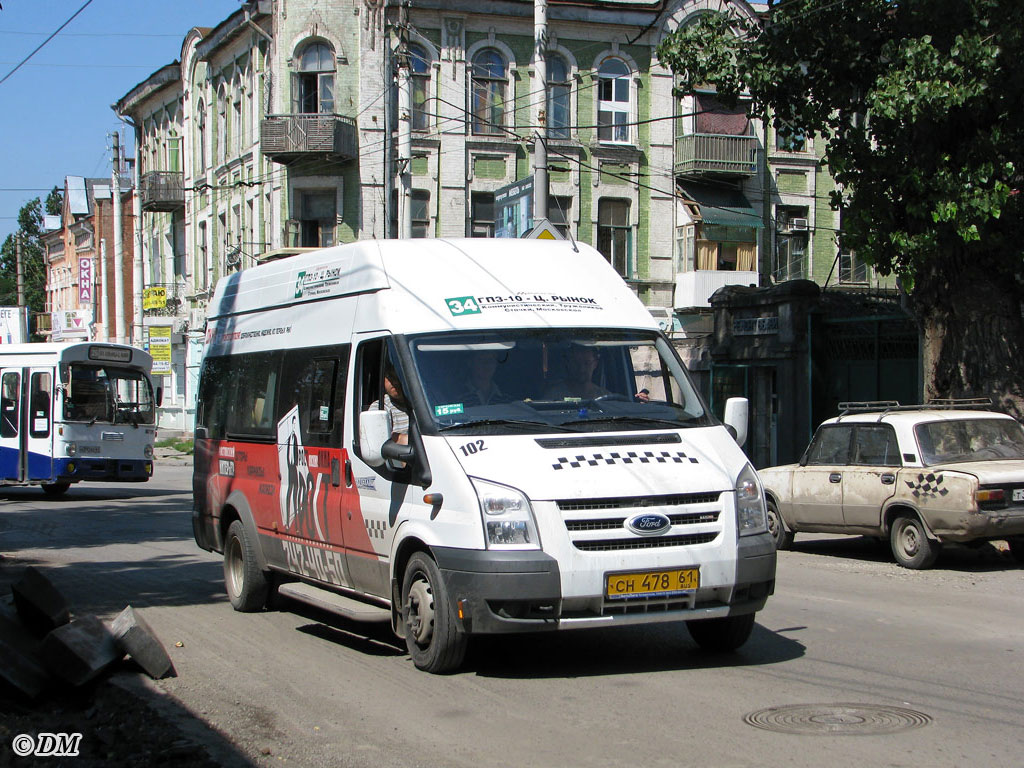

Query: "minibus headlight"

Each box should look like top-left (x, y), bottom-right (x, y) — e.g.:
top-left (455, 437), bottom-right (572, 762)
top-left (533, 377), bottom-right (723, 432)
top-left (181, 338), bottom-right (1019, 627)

top-left (144, 444), bottom-right (154, 459)
top-left (736, 463), bottom-right (768, 536)
top-left (471, 478), bottom-right (540, 550)
top-left (66, 442), bottom-right (77, 457)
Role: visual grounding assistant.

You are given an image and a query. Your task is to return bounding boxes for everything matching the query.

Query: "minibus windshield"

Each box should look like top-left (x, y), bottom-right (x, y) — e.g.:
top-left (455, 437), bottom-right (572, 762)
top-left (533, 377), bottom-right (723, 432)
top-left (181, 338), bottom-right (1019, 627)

top-left (408, 329), bottom-right (713, 434)
top-left (64, 364), bottom-right (156, 425)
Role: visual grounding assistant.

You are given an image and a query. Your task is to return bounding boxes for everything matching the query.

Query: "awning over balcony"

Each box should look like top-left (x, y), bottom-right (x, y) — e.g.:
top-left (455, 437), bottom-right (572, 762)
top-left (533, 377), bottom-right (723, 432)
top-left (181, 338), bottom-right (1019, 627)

top-left (678, 182), bottom-right (764, 230)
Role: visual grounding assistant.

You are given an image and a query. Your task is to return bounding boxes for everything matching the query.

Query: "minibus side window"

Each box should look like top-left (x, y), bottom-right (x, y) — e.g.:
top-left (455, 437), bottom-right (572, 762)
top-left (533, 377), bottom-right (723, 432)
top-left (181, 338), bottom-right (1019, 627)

top-left (278, 345), bottom-right (350, 448)
top-left (226, 351), bottom-right (282, 439)
top-left (29, 372), bottom-right (51, 438)
top-left (197, 357), bottom-right (231, 439)
top-left (1, 372), bottom-right (19, 437)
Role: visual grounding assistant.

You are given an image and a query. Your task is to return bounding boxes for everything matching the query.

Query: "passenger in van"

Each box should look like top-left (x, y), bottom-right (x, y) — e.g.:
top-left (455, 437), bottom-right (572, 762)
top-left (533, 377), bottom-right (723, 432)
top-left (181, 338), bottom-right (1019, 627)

top-left (544, 344), bottom-right (610, 400)
top-left (457, 351), bottom-right (510, 406)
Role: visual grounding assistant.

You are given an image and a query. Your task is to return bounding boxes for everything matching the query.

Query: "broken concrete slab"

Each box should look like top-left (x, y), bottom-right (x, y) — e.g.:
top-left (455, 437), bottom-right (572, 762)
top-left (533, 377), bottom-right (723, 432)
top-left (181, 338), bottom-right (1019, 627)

top-left (42, 615), bottom-right (123, 686)
top-left (111, 606), bottom-right (175, 680)
top-left (0, 604), bottom-right (51, 699)
top-left (11, 566), bottom-right (71, 637)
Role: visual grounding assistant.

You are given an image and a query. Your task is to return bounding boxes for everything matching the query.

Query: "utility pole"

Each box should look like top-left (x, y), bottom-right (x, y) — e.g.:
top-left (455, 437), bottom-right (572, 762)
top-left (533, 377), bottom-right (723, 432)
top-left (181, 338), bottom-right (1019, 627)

top-left (15, 233), bottom-right (27, 342)
top-left (112, 132), bottom-right (127, 344)
top-left (98, 238), bottom-right (106, 341)
top-left (532, 0), bottom-right (549, 224)
top-left (396, 0), bottom-right (412, 238)
top-left (132, 128), bottom-right (144, 347)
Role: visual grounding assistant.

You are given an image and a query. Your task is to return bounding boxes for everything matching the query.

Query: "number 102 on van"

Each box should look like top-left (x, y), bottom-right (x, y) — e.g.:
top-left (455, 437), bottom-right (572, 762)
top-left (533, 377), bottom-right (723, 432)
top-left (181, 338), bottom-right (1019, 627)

top-left (446, 296), bottom-right (481, 316)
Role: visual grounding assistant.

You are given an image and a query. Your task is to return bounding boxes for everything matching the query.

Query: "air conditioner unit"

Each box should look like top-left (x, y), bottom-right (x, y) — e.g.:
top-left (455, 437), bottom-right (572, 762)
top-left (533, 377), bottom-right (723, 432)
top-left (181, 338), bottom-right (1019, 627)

top-left (790, 217), bottom-right (809, 231)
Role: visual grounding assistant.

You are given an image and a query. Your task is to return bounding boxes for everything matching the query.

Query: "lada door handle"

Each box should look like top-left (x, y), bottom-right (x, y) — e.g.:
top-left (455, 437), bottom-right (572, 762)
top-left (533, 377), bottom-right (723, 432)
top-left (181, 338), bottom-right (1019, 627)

top-left (881, 473), bottom-right (896, 485)
top-left (829, 472), bottom-right (842, 483)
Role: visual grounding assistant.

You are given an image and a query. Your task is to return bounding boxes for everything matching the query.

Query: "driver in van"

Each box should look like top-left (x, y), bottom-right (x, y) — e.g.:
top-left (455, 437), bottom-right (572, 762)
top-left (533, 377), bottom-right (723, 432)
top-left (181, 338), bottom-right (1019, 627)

top-left (369, 363), bottom-right (410, 445)
top-left (458, 350), bottom-right (509, 406)
top-left (543, 344), bottom-right (610, 400)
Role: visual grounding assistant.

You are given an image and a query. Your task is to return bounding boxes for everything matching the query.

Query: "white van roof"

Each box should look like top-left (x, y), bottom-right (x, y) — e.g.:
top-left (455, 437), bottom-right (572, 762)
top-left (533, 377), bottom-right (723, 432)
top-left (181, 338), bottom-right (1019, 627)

top-left (208, 238), bottom-right (657, 335)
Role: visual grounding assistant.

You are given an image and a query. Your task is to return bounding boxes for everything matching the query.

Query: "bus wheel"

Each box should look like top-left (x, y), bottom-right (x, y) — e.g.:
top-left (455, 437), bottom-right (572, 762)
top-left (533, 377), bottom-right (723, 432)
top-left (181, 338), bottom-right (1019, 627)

top-left (41, 482), bottom-right (71, 497)
top-left (686, 613), bottom-right (756, 652)
top-left (401, 552), bottom-right (467, 673)
top-left (224, 520), bottom-right (269, 612)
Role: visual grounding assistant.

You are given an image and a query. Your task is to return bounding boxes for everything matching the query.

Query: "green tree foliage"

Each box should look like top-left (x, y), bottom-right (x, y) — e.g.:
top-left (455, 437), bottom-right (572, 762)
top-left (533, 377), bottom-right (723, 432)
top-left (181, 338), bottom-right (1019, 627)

top-left (0, 186), bottom-right (62, 330)
top-left (658, 0), bottom-right (1024, 412)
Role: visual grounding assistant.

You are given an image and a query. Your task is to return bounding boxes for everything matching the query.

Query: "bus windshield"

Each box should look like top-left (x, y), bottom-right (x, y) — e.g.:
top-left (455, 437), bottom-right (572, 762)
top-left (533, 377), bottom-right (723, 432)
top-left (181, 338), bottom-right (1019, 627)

top-left (408, 328), bottom-right (712, 434)
top-left (64, 364), bottom-right (155, 425)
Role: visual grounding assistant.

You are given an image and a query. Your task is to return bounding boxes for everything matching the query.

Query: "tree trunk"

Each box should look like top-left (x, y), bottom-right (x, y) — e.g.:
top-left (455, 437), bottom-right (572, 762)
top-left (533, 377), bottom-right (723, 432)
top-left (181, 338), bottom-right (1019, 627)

top-left (914, 254), bottom-right (1024, 418)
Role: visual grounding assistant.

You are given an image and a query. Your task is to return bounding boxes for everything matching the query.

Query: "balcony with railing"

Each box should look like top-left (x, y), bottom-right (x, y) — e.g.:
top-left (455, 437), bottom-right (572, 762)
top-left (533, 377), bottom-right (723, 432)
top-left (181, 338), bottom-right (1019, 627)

top-left (260, 114), bottom-right (357, 163)
top-left (674, 134), bottom-right (759, 178)
top-left (140, 171), bottom-right (185, 212)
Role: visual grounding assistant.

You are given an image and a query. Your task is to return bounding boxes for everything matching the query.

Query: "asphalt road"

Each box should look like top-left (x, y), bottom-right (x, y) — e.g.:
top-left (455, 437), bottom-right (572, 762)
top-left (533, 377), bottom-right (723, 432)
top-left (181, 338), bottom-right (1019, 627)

top-left (2, 458), bottom-right (1023, 767)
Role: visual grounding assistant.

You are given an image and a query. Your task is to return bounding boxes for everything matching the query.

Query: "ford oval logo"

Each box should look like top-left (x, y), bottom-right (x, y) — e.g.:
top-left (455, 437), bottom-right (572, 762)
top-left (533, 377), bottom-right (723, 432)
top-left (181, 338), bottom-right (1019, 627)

top-left (626, 512), bottom-right (671, 536)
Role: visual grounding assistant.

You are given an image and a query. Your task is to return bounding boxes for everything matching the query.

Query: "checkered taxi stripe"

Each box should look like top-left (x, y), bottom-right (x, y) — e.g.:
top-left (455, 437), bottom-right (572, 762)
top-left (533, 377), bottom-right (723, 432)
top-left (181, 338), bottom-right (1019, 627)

top-left (364, 519), bottom-right (387, 540)
top-left (906, 473), bottom-right (949, 498)
top-left (553, 450), bottom-right (699, 470)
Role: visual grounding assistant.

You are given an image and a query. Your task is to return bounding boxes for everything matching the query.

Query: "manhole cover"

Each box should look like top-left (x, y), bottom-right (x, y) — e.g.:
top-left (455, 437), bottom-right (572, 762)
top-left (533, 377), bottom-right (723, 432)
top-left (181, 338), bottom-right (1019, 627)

top-left (744, 704), bottom-right (931, 735)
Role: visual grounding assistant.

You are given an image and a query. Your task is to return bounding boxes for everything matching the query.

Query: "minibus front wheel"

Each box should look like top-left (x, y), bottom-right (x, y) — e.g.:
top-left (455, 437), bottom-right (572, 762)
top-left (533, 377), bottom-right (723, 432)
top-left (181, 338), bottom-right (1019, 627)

top-left (401, 552), bottom-right (467, 674)
top-left (224, 520), bottom-right (269, 612)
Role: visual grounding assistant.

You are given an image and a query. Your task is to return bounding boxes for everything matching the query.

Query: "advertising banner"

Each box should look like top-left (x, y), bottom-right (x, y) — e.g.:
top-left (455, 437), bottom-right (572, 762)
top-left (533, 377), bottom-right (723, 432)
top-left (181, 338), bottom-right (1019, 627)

top-left (79, 257), bottom-right (93, 304)
top-left (494, 177), bottom-right (534, 238)
top-left (143, 287), bottom-right (167, 310)
top-left (149, 325), bottom-right (173, 376)
top-left (51, 310), bottom-right (90, 341)
top-left (0, 307), bottom-right (26, 344)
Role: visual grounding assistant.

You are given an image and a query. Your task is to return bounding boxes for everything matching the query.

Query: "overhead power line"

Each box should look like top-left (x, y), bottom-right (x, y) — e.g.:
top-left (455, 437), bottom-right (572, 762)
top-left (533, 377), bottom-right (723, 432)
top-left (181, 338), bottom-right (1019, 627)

top-left (0, 0), bottom-right (95, 87)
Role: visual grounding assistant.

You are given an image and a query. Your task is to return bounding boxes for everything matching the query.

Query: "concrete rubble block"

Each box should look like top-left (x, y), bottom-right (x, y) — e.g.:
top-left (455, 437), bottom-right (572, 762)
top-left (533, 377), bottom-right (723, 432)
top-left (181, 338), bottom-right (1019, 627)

top-left (11, 566), bottom-right (71, 636)
top-left (0, 604), bottom-right (52, 699)
top-left (111, 606), bottom-right (175, 679)
top-left (41, 614), bottom-right (123, 686)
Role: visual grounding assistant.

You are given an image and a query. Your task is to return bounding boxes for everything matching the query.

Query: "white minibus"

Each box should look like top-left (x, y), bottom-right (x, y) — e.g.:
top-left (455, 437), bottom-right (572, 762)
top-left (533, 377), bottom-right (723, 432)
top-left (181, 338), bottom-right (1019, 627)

top-left (1, 342), bottom-right (158, 494)
top-left (193, 239), bottom-right (776, 672)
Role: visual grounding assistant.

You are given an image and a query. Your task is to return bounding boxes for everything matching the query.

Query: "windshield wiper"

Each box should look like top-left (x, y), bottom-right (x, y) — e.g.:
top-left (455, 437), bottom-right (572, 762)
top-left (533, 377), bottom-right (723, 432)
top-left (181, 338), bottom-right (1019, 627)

top-left (558, 415), bottom-right (689, 429)
top-left (438, 418), bottom-right (573, 432)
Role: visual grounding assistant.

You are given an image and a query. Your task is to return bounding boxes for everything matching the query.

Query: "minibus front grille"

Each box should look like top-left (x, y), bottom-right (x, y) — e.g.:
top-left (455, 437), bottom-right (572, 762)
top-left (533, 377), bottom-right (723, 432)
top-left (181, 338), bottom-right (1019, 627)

top-left (572, 532), bottom-right (719, 551)
top-left (565, 511), bottom-right (719, 532)
top-left (557, 492), bottom-right (721, 512)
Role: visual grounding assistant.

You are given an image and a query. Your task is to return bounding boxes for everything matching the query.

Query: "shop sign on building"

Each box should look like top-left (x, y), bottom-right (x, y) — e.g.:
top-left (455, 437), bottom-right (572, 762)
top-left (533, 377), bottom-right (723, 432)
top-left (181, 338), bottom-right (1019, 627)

top-left (148, 325), bottom-right (173, 376)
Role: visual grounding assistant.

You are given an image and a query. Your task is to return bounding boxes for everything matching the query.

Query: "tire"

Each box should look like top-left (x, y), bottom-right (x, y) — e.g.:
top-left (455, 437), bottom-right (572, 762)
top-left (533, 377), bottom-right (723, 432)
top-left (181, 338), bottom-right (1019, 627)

top-left (41, 482), bottom-right (71, 497)
top-left (686, 612), bottom-right (756, 652)
top-left (890, 514), bottom-right (940, 569)
top-left (401, 552), bottom-right (467, 673)
top-left (1007, 537), bottom-right (1024, 565)
top-left (223, 520), bottom-right (269, 612)
top-left (766, 500), bottom-right (794, 551)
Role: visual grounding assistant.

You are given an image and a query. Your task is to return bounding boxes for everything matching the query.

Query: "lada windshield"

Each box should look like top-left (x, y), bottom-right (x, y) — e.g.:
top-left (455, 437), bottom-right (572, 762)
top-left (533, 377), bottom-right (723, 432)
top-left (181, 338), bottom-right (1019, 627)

top-left (64, 364), bottom-right (156, 425)
top-left (408, 329), bottom-right (712, 434)
top-left (915, 418), bottom-right (1024, 465)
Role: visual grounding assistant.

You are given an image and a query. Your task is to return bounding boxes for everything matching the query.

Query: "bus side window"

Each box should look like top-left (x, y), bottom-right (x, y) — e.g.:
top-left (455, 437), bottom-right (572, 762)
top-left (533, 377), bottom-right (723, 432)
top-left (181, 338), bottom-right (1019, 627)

top-left (278, 345), bottom-right (350, 448)
top-left (1, 372), bottom-right (19, 438)
top-left (29, 372), bottom-right (51, 438)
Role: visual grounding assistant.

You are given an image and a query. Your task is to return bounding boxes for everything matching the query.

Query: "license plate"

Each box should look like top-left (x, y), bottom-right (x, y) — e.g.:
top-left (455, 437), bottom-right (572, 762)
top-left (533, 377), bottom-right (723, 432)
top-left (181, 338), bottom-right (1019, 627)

top-left (1013, 489), bottom-right (1024, 503)
top-left (605, 567), bottom-right (699, 600)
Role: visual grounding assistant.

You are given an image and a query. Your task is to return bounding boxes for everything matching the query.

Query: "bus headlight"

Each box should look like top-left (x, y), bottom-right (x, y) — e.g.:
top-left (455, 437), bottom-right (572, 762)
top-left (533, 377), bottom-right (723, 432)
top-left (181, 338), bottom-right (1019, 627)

top-left (736, 463), bottom-right (768, 536)
top-left (471, 478), bottom-right (540, 550)
top-left (66, 442), bottom-right (77, 457)
top-left (144, 444), bottom-right (154, 459)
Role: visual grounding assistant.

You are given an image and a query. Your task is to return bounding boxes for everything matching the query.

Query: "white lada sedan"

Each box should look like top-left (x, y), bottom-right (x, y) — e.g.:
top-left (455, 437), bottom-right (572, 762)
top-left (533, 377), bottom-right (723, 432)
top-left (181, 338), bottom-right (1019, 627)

top-left (759, 401), bottom-right (1024, 568)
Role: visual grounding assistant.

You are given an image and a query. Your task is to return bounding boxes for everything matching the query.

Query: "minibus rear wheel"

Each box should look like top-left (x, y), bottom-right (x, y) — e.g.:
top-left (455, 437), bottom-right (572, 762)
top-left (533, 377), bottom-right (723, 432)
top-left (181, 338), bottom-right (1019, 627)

top-left (224, 520), bottom-right (269, 611)
top-left (401, 552), bottom-right (467, 673)
top-left (686, 612), bottom-right (756, 652)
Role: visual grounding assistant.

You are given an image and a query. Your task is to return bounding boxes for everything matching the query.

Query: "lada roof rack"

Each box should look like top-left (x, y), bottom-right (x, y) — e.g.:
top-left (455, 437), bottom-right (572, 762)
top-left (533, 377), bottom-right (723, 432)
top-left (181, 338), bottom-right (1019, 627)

top-left (837, 397), bottom-right (994, 420)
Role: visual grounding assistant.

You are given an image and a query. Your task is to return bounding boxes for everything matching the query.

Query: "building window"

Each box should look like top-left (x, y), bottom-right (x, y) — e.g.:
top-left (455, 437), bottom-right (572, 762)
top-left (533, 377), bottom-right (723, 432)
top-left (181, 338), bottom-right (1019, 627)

top-left (297, 189), bottom-right (336, 248)
top-left (217, 86), bottom-right (227, 165)
top-left (411, 190), bottom-right (430, 238)
top-left (471, 192), bottom-right (495, 237)
top-left (233, 93), bottom-right (243, 155)
top-left (409, 43), bottom-right (431, 131)
top-left (547, 54), bottom-right (570, 139)
top-left (196, 102), bottom-right (207, 173)
top-left (597, 58), bottom-right (630, 144)
top-left (597, 199), bottom-right (631, 277)
top-left (470, 48), bottom-right (507, 136)
top-left (839, 249), bottom-right (868, 283)
top-left (774, 207), bottom-right (808, 281)
top-left (549, 195), bottom-right (571, 236)
top-left (676, 224), bottom-right (695, 272)
top-left (776, 122), bottom-right (806, 152)
top-left (694, 92), bottom-right (751, 136)
top-left (167, 135), bottom-right (180, 173)
top-left (296, 42), bottom-right (335, 114)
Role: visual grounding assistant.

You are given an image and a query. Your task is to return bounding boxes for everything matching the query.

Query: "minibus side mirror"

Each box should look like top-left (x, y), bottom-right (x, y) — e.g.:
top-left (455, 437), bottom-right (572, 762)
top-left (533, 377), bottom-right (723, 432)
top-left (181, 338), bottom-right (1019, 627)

top-left (359, 409), bottom-right (392, 467)
top-left (723, 397), bottom-right (749, 447)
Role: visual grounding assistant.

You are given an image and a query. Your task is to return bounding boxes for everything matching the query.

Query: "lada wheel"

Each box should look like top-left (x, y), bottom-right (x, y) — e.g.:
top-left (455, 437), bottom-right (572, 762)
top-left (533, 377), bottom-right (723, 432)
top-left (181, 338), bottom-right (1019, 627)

top-left (890, 515), bottom-right (939, 569)
top-left (224, 520), bottom-right (269, 611)
top-left (401, 552), bottom-right (467, 674)
top-left (686, 612), bottom-right (756, 652)
top-left (41, 482), bottom-right (70, 497)
top-left (766, 500), bottom-right (794, 550)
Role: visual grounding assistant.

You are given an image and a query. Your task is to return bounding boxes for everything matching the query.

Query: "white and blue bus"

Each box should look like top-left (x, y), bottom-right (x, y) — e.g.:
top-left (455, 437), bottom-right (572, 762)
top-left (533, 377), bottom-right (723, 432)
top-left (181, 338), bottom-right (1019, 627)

top-left (0, 342), bottom-right (159, 495)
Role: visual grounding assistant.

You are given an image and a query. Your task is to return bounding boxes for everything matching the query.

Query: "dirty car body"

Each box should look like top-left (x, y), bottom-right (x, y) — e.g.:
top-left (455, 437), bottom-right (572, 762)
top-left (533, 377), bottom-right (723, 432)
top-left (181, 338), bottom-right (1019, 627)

top-left (758, 402), bottom-right (1024, 568)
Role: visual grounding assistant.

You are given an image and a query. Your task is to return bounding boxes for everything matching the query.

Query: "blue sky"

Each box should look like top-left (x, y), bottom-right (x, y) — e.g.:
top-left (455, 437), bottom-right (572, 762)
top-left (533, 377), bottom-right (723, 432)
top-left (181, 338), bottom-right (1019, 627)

top-left (0, 0), bottom-right (242, 244)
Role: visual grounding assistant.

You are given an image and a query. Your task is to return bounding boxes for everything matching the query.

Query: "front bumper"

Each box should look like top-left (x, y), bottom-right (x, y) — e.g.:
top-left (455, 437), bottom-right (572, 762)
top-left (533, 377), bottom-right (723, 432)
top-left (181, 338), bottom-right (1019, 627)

top-left (53, 457), bottom-right (153, 482)
top-left (433, 535), bottom-right (777, 635)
